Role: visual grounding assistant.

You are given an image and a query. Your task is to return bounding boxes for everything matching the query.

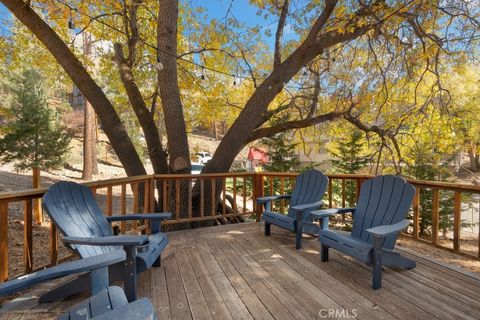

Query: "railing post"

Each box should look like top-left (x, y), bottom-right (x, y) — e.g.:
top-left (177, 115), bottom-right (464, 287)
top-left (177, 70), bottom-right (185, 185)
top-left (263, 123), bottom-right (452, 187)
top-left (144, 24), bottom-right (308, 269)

top-left (32, 167), bottom-right (43, 224)
top-left (254, 173), bottom-right (264, 222)
top-left (0, 200), bottom-right (8, 282)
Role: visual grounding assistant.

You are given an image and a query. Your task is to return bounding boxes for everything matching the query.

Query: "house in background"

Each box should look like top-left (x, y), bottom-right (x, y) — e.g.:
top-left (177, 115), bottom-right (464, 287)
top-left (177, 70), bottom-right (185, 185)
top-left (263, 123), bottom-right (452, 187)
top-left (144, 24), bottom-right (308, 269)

top-left (247, 147), bottom-right (269, 171)
top-left (296, 137), bottom-right (332, 171)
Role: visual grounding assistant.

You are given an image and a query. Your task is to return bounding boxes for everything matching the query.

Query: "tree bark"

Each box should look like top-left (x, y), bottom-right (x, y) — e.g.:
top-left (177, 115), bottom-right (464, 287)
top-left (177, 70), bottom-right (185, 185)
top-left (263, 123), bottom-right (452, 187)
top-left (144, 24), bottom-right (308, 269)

top-left (1, 0), bottom-right (146, 177)
top-left (157, 0), bottom-right (190, 173)
top-left (468, 149), bottom-right (478, 172)
top-left (113, 44), bottom-right (169, 175)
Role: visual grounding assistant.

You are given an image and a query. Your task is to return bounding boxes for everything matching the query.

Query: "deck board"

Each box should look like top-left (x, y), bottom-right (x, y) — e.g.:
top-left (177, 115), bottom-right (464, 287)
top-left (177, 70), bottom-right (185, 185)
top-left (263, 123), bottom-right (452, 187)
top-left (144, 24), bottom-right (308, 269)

top-left (2, 222), bottom-right (480, 319)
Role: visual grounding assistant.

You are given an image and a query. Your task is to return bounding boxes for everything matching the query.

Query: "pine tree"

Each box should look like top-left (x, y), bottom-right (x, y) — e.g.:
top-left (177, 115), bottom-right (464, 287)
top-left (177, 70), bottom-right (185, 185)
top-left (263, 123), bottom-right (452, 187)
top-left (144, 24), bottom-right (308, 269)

top-left (262, 132), bottom-right (299, 173)
top-left (328, 130), bottom-right (370, 207)
top-left (0, 69), bottom-right (71, 174)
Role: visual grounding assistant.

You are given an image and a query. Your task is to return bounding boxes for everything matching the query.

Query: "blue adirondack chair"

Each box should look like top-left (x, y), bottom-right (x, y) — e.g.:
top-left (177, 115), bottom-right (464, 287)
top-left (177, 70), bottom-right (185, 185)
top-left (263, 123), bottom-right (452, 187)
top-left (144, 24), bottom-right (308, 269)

top-left (59, 286), bottom-right (156, 320)
top-left (41, 181), bottom-right (172, 302)
top-left (0, 251), bottom-right (157, 319)
top-left (257, 170), bottom-right (329, 249)
top-left (311, 175), bottom-right (416, 289)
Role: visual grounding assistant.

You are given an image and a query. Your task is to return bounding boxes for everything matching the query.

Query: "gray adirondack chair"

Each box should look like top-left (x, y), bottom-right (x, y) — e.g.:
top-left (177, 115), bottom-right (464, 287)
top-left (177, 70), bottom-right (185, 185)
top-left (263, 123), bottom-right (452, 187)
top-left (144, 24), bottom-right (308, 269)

top-left (59, 286), bottom-right (156, 320)
top-left (0, 251), bottom-right (157, 320)
top-left (257, 170), bottom-right (329, 249)
top-left (41, 181), bottom-right (172, 302)
top-left (311, 175), bottom-right (416, 289)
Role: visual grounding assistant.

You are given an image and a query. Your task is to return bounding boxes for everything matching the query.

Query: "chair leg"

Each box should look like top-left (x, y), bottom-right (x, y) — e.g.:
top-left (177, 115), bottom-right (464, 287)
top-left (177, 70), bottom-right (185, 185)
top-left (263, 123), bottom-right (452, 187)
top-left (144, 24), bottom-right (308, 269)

top-left (295, 223), bottom-right (303, 249)
top-left (153, 254), bottom-right (161, 267)
top-left (320, 244), bottom-right (329, 262)
top-left (123, 246), bottom-right (138, 302)
top-left (372, 238), bottom-right (383, 290)
top-left (264, 222), bottom-right (271, 236)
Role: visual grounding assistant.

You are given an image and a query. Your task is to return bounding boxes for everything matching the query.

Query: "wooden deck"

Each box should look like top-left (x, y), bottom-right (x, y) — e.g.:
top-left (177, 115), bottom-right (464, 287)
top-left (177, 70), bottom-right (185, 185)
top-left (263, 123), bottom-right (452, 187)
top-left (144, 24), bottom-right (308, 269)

top-left (2, 222), bottom-right (480, 319)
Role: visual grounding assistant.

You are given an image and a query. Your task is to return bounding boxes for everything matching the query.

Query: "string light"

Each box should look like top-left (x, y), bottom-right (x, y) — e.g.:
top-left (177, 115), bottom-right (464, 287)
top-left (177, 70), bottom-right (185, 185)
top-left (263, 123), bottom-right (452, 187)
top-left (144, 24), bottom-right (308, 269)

top-left (156, 55), bottom-right (164, 71)
top-left (68, 8), bottom-right (75, 29)
top-left (51, 0), bottom-right (327, 90)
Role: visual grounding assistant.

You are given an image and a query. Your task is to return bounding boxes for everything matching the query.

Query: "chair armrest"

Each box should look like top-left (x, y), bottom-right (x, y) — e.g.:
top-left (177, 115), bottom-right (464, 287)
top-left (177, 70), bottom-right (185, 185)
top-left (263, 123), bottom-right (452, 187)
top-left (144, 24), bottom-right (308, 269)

top-left (256, 195), bottom-right (291, 204)
top-left (257, 195), bottom-right (291, 212)
top-left (291, 200), bottom-right (325, 222)
top-left (106, 212), bottom-right (172, 222)
top-left (291, 200), bottom-right (324, 212)
top-left (366, 219), bottom-right (410, 238)
top-left (0, 251), bottom-right (126, 296)
top-left (62, 235), bottom-right (149, 247)
top-left (310, 207), bottom-right (356, 219)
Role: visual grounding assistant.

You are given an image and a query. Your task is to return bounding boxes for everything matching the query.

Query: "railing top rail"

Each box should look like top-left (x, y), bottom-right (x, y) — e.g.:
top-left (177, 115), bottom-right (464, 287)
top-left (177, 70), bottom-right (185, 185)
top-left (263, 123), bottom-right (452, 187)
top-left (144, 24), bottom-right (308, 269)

top-left (153, 172), bottom-right (255, 179)
top-left (2, 171), bottom-right (480, 202)
top-left (0, 174), bottom-right (155, 202)
top-left (260, 172), bottom-right (480, 192)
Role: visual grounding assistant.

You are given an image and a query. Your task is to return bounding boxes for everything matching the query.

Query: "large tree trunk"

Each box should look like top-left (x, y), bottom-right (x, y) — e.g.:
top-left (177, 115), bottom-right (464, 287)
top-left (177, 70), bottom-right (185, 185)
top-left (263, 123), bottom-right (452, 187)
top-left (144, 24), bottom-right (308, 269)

top-left (113, 44), bottom-right (169, 175)
top-left (157, 0), bottom-right (190, 174)
top-left (1, 0), bottom-right (146, 177)
top-left (468, 149), bottom-right (479, 172)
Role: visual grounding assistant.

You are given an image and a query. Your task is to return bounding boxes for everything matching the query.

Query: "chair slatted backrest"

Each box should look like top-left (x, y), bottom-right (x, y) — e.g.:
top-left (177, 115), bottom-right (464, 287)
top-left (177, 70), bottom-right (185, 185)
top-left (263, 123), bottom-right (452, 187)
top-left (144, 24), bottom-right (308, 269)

top-left (287, 170), bottom-right (329, 219)
top-left (351, 175), bottom-right (415, 249)
top-left (43, 181), bottom-right (117, 258)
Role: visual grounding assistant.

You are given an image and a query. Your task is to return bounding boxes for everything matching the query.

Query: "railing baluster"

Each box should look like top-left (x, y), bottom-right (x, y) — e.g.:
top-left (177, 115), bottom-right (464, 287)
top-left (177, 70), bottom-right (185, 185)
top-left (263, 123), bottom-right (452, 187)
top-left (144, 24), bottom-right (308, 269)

top-left (355, 178), bottom-right (362, 201)
top-left (149, 178), bottom-right (155, 213)
top-left (453, 191), bottom-right (461, 252)
top-left (188, 178), bottom-right (193, 219)
top-left (50, 222), bottom-right (58, 265)
top-left (280, 177), bottom-right (285, 213)
top-left (175, 180), bottom-right (181, 220)
top-left (121, 184), bottom-right (127, 234)
top-left (106, 186), bottom-right (113, 216)
top-left (24, 200), bottom-right (33, 274)
top-left (242, 177), bottom-right (246, 214)
top-left (211, 178), bottom-right (216, 216)
top-left (413, 188), bottom-right (420, 239)
top-left (233, 177), bottom-right (237, 214)
top-left (269, 177), bottom-right (273, 196)
top-left (0, 200), bottom-right (8, 281)
top-left (222, 177), bottom-right (227, 217)
top-left (341, 179), bottom-right (346, 208)
top-left (163, 179), bottom-right (168, 213)
top-left (200, 178), bottom-right (205, 217)
top-left (133, 183), bottom-right (139, 232)
top-left (432, 188), bottom-right (440, 244)
top-left (328, 179), bottom-right (333, 208)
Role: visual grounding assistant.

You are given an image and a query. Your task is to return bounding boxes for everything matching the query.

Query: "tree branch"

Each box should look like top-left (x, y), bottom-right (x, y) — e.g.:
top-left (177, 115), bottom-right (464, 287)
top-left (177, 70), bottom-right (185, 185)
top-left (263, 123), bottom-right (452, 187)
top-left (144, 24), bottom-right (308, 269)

top-left (274, 0), bottom-right (289, 69)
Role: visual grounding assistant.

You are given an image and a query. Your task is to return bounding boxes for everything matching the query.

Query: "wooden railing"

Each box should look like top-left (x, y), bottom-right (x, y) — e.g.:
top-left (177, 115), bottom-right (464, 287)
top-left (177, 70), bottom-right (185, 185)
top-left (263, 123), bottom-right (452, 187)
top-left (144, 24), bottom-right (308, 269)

top-left (0, 173), bottom-right (256, 281)
top-left (1, 171), bottom-right (479, 282)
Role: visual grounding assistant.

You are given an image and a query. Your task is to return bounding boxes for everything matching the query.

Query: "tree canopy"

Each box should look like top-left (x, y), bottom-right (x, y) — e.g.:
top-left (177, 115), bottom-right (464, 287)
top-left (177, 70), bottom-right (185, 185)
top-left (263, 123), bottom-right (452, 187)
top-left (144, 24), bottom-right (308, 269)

top-left (0, 0), bottom-right (479, 177)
